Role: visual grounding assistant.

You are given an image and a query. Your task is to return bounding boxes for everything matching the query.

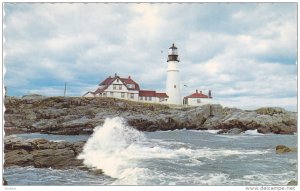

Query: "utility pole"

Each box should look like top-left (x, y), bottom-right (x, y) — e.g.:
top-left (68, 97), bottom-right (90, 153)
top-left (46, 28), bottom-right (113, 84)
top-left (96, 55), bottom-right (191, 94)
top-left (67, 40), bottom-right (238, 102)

top-left (64, 82), bottom-right (67, 97)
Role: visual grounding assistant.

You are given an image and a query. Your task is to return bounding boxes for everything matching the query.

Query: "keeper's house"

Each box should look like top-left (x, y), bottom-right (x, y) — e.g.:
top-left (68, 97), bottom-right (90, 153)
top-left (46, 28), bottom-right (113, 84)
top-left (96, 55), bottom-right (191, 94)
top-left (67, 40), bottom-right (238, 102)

top-left (83, 74), bottom-right (169, 104)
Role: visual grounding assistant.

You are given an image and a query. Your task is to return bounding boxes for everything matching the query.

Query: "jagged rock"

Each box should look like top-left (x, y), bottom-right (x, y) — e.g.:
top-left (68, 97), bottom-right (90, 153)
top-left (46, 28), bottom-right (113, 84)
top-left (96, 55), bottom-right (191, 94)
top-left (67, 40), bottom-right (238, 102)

top-left (4, 139), bottom-right (34, 151)
top-left (3, 178), bottom-right (8, 185)
top-left (22, 94), bottom-right (45, 100)
top-left (257, 127), bottom-right (271, 134)
top-left (217, 128), bottom-right (243, 134)
top-left (255, 107), bottom-right (286, 115)
top-left (4, 137), bottom-right (84, 169)
top-left (287, 180), bottom-right (297, 186)
top-left (71, 141), bottom-right (86, 156)
top-left (5, 149), bottom-right (34, 167)
top-left (32, 148), bottom-right (82, 168)
top-left (4, 97), bottom-right (297, 135)
top-left (276, 145), bottom-right (297, 154)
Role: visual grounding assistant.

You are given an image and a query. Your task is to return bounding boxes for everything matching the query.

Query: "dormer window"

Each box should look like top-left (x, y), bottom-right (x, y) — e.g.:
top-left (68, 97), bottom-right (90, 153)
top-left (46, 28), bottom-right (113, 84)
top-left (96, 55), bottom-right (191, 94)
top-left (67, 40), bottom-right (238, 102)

top-left (127, 84), bottom-right (135, 89)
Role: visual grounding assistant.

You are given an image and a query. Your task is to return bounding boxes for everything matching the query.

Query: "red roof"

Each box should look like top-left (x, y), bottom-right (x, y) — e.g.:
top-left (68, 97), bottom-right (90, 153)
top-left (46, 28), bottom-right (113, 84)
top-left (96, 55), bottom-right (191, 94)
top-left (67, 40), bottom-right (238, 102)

top-left (139, 90), bottom-right (156, 97)
top-left (99, 77), bottom-right (115, 86)
top-left (139, 90), bottom-right (169, 98)
top-left (156, 93), bottom-right (168, 98)
top-left (184, 91), bottom-right (210, 99)
top-left (99, 75), bottom-right (140, 91)
top-left (94, 87), bottom-right (106, 94)
top-left (120, 77), bottom-right (140, 91)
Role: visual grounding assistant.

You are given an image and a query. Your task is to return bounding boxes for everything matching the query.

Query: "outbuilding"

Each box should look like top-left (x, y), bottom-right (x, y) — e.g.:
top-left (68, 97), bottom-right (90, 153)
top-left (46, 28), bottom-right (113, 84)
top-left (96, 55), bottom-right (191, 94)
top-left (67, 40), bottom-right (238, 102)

top-left (183, 90), bottom-right (213, 106)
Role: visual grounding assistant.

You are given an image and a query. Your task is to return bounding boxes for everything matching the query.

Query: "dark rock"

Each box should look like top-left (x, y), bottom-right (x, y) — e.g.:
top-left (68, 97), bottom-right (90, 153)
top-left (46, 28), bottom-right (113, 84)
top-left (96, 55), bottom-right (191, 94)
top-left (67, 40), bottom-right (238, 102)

top-left (71, 141), bottom-right (86, 156)
top-left (287, 180), bottom-right (297, 186)
top-left (257, 127), bottom-right (271, 134)
top-left (217, 128), bottom-right (243, 134)
top-left (276, 145), bottom-right (297, 154)
top-left (32, 148), bottom-right (82, 168)
top-left (3, 178), bottom-right (8, 185)
top-left (5, 149), bottom-right (34, 167)
top-left (89, 169), bottom-right (104, 175)
top-left (4, 137), bottom-right (84, 169)
top-left (11, 141), bottom-right (34, 151)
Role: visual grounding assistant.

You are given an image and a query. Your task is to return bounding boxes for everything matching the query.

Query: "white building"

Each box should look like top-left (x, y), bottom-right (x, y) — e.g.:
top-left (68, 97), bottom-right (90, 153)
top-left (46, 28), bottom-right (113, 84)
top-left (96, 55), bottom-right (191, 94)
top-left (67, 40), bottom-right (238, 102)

top-left (83, 74), bottom-right (168, 104)
top-left (183, 90), bottom-right (213, 106)
top-left (166, 43), bottom-right (182, 105)
top-left (83, 43), bottom-right (213, 106)
top-left (139, 90), bottom-right (168, 103)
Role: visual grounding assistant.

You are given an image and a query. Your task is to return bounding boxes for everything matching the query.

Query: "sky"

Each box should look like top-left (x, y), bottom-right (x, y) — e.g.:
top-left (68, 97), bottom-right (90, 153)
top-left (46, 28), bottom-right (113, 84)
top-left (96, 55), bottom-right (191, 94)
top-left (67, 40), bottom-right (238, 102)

top-left (3, 3), bottom-right (297, 111)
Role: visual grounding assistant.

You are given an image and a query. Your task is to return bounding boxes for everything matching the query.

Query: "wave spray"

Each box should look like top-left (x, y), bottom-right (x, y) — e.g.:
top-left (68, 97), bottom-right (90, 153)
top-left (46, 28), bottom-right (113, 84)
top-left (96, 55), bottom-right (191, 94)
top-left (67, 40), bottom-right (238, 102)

top-left (78, 117), bottom-right (149, 184)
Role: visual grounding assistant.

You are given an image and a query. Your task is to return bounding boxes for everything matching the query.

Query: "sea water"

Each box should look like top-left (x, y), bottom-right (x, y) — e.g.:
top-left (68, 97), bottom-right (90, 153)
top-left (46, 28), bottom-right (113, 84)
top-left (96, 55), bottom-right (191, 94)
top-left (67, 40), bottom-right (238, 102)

top-left (4, 117), bottom-right (297, 186)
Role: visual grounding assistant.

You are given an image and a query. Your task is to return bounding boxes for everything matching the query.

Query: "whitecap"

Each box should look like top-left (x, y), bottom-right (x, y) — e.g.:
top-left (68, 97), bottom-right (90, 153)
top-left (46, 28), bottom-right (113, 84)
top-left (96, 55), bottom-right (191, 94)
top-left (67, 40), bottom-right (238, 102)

top-left (243, 129), bottom-right (264, 135)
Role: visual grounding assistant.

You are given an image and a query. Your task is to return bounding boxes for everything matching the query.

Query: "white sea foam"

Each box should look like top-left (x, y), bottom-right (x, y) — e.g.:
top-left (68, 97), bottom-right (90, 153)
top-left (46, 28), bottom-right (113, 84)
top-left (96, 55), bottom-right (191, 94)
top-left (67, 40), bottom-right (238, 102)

top-left (189, 129), bottom-right (221, 134)
top-left (204, 129), bottom-right (222, 134)
top-left (243, 129), bottom-right (264, 135)
top-left (241, 171), bottom-right (297, 185)
top-left (78, 117), bottom-right (273, 185)
top-left (197, 173), bottom-right (229, 185)
top-left (78, 117), bottom-right (149, 184)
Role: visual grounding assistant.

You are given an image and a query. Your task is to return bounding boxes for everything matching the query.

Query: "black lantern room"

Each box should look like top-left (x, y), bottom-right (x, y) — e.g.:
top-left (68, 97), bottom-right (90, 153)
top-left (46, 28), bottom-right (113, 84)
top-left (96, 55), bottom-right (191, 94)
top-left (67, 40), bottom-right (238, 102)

top-left (167, 43), bottom-right (179, 62)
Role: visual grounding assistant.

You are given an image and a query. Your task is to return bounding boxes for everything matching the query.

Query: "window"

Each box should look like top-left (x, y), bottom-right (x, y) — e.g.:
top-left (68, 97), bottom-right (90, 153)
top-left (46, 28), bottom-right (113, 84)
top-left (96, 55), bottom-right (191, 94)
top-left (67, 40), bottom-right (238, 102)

top-left (127, 84), bottom-right (135, 89)
top-left (119, 85), bottom-right (122, 90)
top-left (117, 79), bottom-right (119, 82)
top-left (113, 85), bottom-right (117, 90)
top-left (110, 92), bottom-right (114, 96)
top-left (197, 99), bottom-right (201, 103)
top-left (140, 97), bottom-right (143, 101)
top-left (121, 93), bottom-right (125, 98)
top-left (174, 85), bottom-right (176, 88)
top-left (145, 97), bottom-right (147, 101)
top-left (103, 92), bottom-right (107, 97)
top-left (149, 97), bottom-right (152, 101)
top-left (130, 94), bottom-right (134, 99)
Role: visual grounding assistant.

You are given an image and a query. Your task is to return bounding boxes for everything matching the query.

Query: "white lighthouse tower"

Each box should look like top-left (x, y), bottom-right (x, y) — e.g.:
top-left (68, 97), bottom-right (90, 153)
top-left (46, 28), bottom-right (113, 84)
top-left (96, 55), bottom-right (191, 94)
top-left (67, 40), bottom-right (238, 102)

top-left (166, 43), bottom-right (182, 105)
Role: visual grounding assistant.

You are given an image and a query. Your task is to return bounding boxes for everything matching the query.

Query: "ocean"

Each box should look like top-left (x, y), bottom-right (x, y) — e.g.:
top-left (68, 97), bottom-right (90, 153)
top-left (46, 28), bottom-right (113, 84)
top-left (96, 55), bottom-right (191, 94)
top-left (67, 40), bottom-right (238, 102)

top-left (4, 118), bottom-right (297, 186)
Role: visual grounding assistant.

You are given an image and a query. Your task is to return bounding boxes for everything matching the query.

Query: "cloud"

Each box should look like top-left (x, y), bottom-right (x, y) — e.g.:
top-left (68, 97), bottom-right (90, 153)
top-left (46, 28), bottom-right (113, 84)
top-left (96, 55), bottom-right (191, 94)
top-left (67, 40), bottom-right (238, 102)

top-left (3, 3), bottom-right (297, 111)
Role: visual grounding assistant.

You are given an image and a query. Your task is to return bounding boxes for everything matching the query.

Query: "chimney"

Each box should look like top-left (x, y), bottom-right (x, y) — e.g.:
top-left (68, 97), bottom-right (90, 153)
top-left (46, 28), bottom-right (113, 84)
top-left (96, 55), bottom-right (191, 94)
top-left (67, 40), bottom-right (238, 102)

top-left (115, 73), bottom-right (117, 77)
top-left (128, 75), bottom-right (131, 79)
top-left (200, 91), bottom-right (202, 94)
top-left (196, 89), bottom-right (198, 93)
top-left (209, 90), bottom-right (212, 98)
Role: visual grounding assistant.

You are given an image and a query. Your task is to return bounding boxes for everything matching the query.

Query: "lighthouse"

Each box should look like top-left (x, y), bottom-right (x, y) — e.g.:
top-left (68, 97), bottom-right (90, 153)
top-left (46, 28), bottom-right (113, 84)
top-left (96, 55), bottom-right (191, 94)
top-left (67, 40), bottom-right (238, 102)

top-left (166, 43), bottom-right (182, 105)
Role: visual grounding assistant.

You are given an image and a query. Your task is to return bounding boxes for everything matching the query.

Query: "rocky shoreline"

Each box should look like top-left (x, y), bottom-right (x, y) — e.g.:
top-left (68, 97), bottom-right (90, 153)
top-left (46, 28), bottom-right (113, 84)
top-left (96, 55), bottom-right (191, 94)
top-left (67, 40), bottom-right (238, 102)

top-left (4, 136), bottom-right (85, 169)
top-left (4, 96), bottom-right (297, 135)
top-left (3, 96), bottom-right (297, 186)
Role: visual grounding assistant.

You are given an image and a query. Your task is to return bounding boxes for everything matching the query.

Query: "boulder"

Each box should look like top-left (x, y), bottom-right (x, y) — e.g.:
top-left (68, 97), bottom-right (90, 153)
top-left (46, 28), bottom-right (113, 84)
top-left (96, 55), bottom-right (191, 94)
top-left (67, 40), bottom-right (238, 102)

top-left (4, 149), bottom-right (34, 167)
top-left (255, 107), bottom-right (286, 115)
top-left (276, 145), bottom-right (297, 154)
top-left (257, 127), bottom-right (271, 134)
top-left (32, 148), bottom-right (82, 168)
top-left (3, 178), bottom-right (8, 185)
top-left (4, 137), bottom-right (84, 169)
top-left (287, 180), bottom-right (297, 186)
